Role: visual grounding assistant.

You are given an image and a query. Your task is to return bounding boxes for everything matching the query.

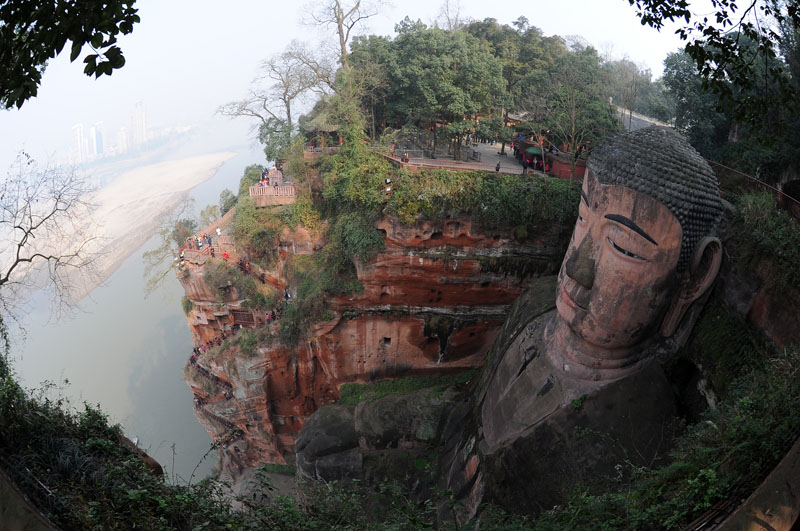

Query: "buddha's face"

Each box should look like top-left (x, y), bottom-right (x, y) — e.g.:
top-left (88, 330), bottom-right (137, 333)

top-left (556, 171), bottom-right (683, 350)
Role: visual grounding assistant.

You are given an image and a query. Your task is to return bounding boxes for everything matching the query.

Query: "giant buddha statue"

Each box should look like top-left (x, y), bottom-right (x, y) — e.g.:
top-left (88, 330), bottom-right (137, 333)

top-left (550, 124), bottom-right (724, 380)
top-left (450, 126), bottom-right (728, 516)
top-left (293, 126), bottom-right (729, 521)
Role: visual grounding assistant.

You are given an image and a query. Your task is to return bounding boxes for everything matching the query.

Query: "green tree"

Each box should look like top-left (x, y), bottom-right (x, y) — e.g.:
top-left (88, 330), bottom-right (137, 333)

top-left (627, 0), bottom-right (799, 127)
top-left (0, 0), bottom-right (139, 109)
top-left (541, 45), bottom-right (620, 179)
top-left (219, 51), bottom-right (318, 161)
top-left (465, 18), bottom-right (567, 154)
top-left (142, 200), bottom-right (197, 294)
top-left (199, 205), bottom-right (220, 226)
top-left (662, 52), bottom-right (729, 160)
top-left (219, 189), bottom-right (237, 215)
top-left (386, 19), bottom-right (507, 159)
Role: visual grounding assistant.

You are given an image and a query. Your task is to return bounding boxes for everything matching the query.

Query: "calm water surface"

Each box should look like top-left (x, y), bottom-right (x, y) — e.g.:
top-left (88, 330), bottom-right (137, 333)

top-left (14, 143), bottom-right (263, 482)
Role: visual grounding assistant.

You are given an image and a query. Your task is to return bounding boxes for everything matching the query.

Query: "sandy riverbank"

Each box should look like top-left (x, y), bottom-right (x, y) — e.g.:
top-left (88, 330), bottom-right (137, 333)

top-left (72, 152), bottom-right (237, 301)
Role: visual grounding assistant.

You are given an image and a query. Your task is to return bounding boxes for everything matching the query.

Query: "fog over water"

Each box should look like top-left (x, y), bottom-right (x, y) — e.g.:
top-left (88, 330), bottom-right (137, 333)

top-left (13, 144), bottom-right (263, 482)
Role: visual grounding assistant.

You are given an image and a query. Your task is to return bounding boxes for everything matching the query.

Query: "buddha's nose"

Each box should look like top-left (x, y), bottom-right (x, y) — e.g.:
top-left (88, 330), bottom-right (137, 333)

top-left (565, 233), bottom-right (596, 290)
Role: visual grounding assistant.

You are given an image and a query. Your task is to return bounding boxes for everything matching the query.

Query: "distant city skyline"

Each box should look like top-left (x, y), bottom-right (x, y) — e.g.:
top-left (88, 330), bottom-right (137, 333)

top-left (67, 100), bottom-right (151, 165)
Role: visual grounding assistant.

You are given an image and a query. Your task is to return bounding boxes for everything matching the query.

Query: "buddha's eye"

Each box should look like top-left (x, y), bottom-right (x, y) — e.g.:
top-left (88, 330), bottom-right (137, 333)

top-left (608, 237), bottom-right (644, 260)
top-left (578, 214), bottom-right (586, 223)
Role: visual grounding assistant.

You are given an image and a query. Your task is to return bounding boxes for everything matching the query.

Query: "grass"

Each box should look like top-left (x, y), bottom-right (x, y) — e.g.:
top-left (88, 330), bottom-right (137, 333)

top-left (262, 463), bottom-right (297, 476)
top-left (338, 370), bottom-right (477, 406)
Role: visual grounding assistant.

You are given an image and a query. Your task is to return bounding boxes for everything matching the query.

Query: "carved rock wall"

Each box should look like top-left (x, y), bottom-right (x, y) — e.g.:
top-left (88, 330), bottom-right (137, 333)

top-left (180, 215), bottom-right (567, 473)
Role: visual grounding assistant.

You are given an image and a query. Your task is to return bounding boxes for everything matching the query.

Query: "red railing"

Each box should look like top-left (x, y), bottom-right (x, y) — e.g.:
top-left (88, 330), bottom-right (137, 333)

top-left (179, 234), bottom-right (238, 264)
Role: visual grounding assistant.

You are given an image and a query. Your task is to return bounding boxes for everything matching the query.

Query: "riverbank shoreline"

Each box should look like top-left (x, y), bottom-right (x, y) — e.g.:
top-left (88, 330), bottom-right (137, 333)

top-left (72, 152), bottom-right (237, 302)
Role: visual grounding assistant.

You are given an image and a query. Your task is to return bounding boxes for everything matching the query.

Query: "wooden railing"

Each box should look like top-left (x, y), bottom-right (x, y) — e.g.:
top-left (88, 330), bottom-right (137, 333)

top-left (249, 185), bottom-right (296, 197)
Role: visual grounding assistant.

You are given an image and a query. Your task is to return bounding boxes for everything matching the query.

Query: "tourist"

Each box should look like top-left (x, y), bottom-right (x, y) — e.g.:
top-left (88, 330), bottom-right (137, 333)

top-left (222, 251), bottom-right (229, 261)
top-left (495, 161), bottom-right (501, 172)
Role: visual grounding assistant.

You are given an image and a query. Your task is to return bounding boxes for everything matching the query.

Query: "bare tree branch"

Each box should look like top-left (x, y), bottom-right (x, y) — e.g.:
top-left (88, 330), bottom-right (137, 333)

top-left (218, 47), bottom-right (323, 158)
top-left (0, 153), bottom-right (101, 321)
top-left (303, 0), bottom-right (382, 70)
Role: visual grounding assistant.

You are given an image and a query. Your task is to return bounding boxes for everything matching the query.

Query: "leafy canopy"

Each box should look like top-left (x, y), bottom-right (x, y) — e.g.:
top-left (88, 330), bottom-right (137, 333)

top-left (0, 0), bottom-right (139, 109)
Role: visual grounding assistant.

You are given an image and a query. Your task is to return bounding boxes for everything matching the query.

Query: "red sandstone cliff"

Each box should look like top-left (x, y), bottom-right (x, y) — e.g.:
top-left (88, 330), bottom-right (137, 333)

top-left (179, 213), bottom-right (566, 479)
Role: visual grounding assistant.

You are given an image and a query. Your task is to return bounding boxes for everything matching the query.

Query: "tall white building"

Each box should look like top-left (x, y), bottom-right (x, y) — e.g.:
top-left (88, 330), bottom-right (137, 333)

top-left (89, 122), bottom-right (104, 159)
top-left (131, 100), bottom-right (147, 146)
top-left (115, 126), bottom-right (129, 155)
top-left (71, 123), bottom-right (88, 164)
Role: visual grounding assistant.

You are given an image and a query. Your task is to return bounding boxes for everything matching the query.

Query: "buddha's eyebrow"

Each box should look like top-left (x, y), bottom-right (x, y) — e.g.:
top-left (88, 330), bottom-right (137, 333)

top-left (580, 189), bottom-right (589, 205)
top-left (604, 214), bottom-right (658, 246)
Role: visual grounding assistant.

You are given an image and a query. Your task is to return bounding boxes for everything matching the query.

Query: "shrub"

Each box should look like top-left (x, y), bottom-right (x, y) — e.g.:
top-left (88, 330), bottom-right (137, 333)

top-left (231, 197), bottom-right (281, 266)
top-left (169, 218), bottom-right (197, 247)
top-left (328, 211), bottom-right (385, 265)
top-left (0, 351), bottom-right (454, 529)
top-left (279, 197), bottom-right (321, 233)
top-left (321, 126), bottom-right (393, 217)
top-left (181, 295), bottom-right (193, 316)
top-left (388, 169), bottom-right (580, 228)
top-left (235, 326), bottom-right (272, 358)
top-left (219, 188), bottom-right (237, 215)
top-left (732, 192), bottom-right (800, 290)
top-left (239, 164), bottom-right (265, 197)
top-left (203, 259), bottom-right (277, 310)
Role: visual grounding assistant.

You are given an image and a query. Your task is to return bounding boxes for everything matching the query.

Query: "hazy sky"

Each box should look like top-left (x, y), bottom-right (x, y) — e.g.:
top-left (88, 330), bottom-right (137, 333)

top-left (0, 0), bottom-right (689, 169)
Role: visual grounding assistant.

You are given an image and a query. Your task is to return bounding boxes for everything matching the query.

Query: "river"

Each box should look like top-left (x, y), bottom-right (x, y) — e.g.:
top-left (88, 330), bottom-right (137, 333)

top-left (13, 135), bottom-right (264, 483)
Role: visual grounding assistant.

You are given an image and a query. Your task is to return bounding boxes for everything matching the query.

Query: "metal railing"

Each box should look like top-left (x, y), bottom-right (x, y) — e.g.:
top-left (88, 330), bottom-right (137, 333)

top-left (708, 159), bottom-right (800, 220)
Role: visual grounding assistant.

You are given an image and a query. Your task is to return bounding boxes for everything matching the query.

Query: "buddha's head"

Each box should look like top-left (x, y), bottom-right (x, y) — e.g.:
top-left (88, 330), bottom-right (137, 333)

top-left (553, 127), bottom-right (724, 376)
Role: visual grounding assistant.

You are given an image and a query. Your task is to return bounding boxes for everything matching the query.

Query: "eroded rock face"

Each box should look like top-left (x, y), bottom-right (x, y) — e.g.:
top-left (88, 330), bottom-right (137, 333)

top-left (180, 215), bottom-right (567, 477)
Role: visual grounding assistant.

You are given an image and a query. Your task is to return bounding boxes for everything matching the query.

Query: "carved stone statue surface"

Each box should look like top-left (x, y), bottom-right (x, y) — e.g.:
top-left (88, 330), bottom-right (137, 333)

top-left (470, 126), bottom-right (727, 514)
top-left (549, 125), bottom-right (724, 380)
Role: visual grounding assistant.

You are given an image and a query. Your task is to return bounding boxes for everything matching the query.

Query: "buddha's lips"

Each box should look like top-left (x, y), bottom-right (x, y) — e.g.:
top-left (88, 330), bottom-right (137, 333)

top-left (559, 278), bottom-right (590, 311)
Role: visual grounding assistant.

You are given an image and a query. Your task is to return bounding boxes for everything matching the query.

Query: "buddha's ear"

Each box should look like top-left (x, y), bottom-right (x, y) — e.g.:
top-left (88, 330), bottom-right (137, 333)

top-left (660, 236), bottom-right (723, 337)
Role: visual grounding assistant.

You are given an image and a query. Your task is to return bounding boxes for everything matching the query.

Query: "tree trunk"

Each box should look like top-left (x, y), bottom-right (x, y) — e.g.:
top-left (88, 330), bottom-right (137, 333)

top-left (336, 2), bottom-right (350, 71)
top-left (569, 157), bottom-right (576, 183)
top-left (500, 109), bottom-right (508, 154)
top-left (370, 101), bottom-right (376, 141)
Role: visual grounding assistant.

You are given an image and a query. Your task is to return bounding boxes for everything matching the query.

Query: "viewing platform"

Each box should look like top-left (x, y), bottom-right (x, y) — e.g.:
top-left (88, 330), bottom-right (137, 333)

top-left (248, 184), bottom-right (296, 206)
